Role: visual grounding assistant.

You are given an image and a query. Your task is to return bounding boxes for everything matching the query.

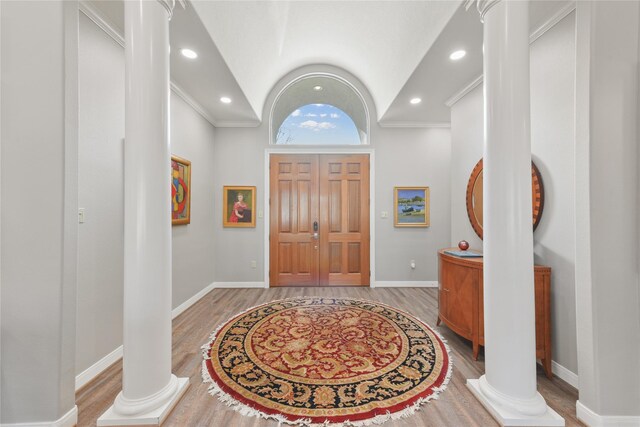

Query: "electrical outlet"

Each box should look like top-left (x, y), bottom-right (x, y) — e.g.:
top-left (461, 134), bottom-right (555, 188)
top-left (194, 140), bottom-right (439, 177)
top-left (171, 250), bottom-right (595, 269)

top-left (251, 260), bottom-right (257, 268)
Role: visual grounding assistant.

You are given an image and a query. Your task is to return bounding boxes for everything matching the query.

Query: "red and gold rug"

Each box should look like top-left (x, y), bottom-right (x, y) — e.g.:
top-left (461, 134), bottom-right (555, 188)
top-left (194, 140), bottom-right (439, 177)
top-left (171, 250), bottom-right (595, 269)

top-left (202, 297), bottom-right (451, 426)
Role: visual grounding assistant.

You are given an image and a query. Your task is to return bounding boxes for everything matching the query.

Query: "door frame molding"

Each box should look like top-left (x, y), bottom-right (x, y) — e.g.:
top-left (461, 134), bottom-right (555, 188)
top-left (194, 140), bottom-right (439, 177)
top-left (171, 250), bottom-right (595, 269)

top-left (264, 148), bottom-right (376, 288)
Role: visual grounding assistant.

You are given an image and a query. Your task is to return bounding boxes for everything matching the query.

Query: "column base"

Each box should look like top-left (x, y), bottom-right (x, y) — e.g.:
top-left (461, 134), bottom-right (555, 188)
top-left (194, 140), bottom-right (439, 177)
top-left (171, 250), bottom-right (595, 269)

top-left (467, 378), bottom-right (565, 426)
top-left (97, 377), bottom-right (189, 426)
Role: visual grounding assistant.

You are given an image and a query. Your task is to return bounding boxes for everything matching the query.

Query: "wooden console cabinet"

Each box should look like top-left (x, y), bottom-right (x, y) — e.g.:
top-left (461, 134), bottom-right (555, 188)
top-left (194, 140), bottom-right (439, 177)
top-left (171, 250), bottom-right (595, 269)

top-left (437, 249), bottom-right (553, 379)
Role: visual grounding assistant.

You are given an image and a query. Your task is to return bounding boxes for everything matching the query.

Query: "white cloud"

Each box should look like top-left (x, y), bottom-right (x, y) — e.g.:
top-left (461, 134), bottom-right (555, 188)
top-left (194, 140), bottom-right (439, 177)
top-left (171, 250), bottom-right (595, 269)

top-left (317, 122), bottom-right (335, 129)
top-left (313, 103), bottom-right (324, 107)
top-left (330, 113), bottom-right (340, 119)
top-left (305, 113), bottom-right (317, 117)
top-left (320, 113), bottom-right (327, 118)
top-left (299, 120), bottom-right (336, 130)
top-left (291, 109), bottom-right (301, 117)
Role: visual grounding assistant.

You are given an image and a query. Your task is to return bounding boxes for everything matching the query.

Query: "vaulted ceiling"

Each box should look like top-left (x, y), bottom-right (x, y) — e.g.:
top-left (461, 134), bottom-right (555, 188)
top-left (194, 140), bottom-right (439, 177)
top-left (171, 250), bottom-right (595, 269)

top-left (190, 0), bottom-right (462, 121)
top-left (87, 0), bottom-right (573, 128)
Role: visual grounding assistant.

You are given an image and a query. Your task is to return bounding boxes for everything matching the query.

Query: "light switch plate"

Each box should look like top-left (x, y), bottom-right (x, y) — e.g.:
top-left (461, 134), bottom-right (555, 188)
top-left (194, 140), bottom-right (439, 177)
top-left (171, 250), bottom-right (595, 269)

top-left (78, 208), bottom-right (85, 224)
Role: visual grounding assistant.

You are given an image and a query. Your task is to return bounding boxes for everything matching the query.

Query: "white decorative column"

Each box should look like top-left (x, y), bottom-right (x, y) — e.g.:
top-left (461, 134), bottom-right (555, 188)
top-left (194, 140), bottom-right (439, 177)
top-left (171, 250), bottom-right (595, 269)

top-left (98, 1), bottom-right (189, 425)
top-left (465, 1), bottom-right (563, 425)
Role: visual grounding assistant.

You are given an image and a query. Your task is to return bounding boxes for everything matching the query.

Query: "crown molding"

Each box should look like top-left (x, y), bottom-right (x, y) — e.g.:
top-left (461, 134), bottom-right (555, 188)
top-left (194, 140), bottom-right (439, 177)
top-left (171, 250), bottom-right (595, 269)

top-left (215, 121), bottom-right (262, 128)
top-left (445, 75), bottom-right (483, 107)
top-left (447, 1), bottom-right (576, 108)
top-left (378, 121), bottom-right (451, 129)
top-left (529, 1), bottom-right (576, 44)
top-left (169, 81), bottom-right (219, 127)
top-left (79, 1), bottom-right (224, 129)
top-left (79, 1), bottom-right (124, 47)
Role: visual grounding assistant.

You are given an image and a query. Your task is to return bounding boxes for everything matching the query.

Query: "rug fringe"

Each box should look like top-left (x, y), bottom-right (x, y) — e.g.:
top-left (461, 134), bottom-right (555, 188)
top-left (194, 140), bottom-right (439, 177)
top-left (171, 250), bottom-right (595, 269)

top-left (201, 296), bottom-right (454, 427)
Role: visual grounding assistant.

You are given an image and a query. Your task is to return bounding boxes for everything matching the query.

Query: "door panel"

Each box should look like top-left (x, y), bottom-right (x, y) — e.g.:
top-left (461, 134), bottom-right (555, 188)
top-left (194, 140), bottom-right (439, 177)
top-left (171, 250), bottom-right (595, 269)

top-left (270, 155), bottom-right (319, 286)
top-left (270, 154), bottom-right (369, 287)
top-left (319, 154), bottom-right (370, 286)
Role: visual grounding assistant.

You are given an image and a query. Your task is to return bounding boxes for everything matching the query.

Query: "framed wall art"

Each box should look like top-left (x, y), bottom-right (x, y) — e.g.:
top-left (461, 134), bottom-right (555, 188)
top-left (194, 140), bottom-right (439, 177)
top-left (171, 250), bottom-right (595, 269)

top-left (171, 155), bottom-right (191, 225)
top-left (394, 186), bottom-right (430, 227)
top-left (223, 186), bottom-right (256, 228)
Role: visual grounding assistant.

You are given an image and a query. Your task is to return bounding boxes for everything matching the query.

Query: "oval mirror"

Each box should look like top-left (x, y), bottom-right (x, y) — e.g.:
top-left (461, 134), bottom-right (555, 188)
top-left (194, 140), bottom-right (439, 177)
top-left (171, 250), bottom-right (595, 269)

top-left (466, 159), bottom-right (545, 239)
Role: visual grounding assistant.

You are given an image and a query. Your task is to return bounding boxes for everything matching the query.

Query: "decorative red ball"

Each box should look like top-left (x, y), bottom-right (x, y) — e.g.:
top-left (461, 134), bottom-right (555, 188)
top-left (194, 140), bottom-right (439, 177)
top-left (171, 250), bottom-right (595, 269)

top-left (458, 240), bottom-right (470, 251)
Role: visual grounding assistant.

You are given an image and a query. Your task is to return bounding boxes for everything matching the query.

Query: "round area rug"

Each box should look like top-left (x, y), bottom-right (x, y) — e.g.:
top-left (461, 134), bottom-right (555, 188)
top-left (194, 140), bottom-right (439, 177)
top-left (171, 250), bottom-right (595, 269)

top-left (202, 297), bottom-right (451, 426)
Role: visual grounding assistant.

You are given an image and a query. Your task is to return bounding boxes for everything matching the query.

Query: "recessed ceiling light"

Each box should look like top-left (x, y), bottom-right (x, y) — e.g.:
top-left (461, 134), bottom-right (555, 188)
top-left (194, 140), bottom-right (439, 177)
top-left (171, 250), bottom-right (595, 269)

top-left (313, 85), bottom-right (323, 91)
top-left (220, 97), bottom-right (232, 104)
top-left (180, 48), bottom-right (198, 59)
top-left (449, 50), bottom-right (466, 61)
top-left (410, 97), bottom-right (422, 105)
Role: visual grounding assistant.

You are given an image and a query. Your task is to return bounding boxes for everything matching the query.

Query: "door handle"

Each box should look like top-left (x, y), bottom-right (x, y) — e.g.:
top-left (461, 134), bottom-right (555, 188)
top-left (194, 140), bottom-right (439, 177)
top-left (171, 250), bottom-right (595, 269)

top-left (313, 221), bottom-right (319, 240)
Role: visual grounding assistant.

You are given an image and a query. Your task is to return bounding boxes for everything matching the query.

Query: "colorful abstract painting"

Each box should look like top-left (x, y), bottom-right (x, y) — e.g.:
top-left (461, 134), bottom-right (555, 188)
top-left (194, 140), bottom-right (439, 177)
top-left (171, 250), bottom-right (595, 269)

top-left (171, 155), bottom-right (191, 225)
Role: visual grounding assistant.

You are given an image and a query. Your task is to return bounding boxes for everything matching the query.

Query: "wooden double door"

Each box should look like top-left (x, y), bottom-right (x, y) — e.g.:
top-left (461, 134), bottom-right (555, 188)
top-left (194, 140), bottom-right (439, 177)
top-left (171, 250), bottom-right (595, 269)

top-left (270, 154), bottom-right (370, 287)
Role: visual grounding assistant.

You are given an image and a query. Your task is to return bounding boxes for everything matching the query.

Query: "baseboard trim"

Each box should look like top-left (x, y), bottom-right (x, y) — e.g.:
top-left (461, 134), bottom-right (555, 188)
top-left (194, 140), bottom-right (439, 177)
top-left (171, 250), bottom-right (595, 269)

top-left (576, 401), bottom-right (640, 426)
top-left (75, 282), bottom-right (216, 391)
top-left (374, 281), bottom-right (438, 288)
top-left (172, 282), bottom-right (215, 319)
top-left (1, 405), bottom-right (78, 427)
top-left (551, 361), bottom-right (579, 389)
top-left (212, 281), bottom-right (266, 288)
top-left (75, 346), bottom-right (123, 391)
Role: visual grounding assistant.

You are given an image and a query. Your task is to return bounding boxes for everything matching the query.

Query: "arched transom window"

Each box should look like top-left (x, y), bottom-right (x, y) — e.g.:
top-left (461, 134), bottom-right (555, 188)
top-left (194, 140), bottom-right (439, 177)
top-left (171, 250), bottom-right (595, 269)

top-left (276, 104), bottom-right (360, 145)
top-left (271, 74), bottom-right (369, 145)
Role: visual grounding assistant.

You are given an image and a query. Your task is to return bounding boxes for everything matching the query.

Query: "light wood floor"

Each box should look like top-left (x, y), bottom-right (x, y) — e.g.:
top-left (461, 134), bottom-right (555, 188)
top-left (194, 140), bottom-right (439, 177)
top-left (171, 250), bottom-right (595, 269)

top-left (76, 288), bottom-right (584, 426)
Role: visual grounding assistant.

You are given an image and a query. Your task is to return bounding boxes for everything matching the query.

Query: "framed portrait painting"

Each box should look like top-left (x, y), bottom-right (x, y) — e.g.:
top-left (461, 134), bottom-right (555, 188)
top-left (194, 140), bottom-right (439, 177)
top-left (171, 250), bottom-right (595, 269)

top-left (223, 186), bottom-right (256, 228)
top-left (394, 187), bottom-right (430, 227)
top-left (171, 155), bottom-right (191, 225)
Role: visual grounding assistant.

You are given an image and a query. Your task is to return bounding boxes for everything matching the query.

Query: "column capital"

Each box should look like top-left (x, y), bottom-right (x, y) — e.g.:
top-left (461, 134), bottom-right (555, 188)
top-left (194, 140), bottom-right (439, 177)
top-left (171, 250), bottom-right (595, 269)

top-left (156, 0), bottom-right (176, 19)
top-left (465, 0), bottom-right (501, 22)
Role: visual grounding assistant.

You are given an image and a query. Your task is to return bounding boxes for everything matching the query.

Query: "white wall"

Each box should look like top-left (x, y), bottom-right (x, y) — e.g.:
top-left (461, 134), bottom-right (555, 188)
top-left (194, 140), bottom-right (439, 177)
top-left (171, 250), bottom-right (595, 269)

top-left (76, 13), bottom-right (216, 376)
top-left (574, 1), bottom-right (640, 420)
top-left (449, 13), bottom-right (578, 375)
top-left (374, 126), bottom-right (451, 282)
top-left (1, 1), bottom-right (78, 424)
top-left (212, 65), bottom-right (452, 286)
top-left (212, 127), bottom-right (265, 283)
top-left (450, 86), bottom-right (484, 251)
top-left (170, 94), bottom-right (217, 307)
top-left (77, 11), bottom-right (125, 376)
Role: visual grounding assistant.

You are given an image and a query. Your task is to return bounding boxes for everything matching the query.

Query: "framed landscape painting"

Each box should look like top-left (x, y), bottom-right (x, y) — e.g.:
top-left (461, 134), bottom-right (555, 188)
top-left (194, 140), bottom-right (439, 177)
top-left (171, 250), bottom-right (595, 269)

top-left (223, 186), bottom-right (256, 228)
top-left (394, 187), bottom-right (430, 227)
top-left (171, 155), bottom-right (191, 225)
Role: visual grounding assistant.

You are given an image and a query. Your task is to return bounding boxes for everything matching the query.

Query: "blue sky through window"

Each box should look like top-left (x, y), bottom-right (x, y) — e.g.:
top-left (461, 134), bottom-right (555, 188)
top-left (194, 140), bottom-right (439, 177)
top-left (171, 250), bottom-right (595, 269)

top-left (276, 104), bottom-right (361, 145)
